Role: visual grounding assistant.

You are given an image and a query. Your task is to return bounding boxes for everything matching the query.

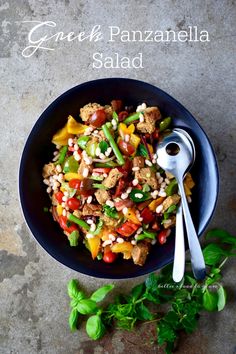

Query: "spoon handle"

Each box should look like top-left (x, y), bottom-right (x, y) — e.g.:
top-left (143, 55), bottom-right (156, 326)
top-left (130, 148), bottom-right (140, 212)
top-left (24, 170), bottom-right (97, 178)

top-left (178, 180), bottom-right (206, 280)
top-left (172, 203), bottom-right (185, 282)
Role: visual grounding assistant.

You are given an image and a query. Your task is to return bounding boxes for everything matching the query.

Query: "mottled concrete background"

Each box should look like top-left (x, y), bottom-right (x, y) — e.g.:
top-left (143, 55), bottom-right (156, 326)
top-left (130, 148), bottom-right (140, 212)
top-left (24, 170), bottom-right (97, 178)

top-left (0, 0), bottom-right (236, 353)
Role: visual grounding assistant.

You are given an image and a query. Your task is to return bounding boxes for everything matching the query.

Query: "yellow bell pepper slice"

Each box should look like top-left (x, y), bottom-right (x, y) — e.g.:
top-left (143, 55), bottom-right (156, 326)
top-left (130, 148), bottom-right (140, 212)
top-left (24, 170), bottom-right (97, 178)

top-left (123, 251), bottom-right (132, 259)
top-left (147, 143), bottom-right (154, 154)
top-left (87, 236), bottom-right (101, 259)
top-left (125, 208), bottom-right (141, 225)
top-left (52, 123), bottom-right (73, 146)
top-left (67, 115), bottom-right (87, 134)
top-left (64, 172), bottom-right (81, 181)
top-left (111, 241), bottom-right (133, 254)
top-left (56, 204), bottom-right (63, 216)
top-left (118, 123), bottom-right (135, 139)
top-left (184, 173), bottom-right (195, 189)
top-left (148, 197), bottom-right (165, 212)
top-left (130, 134), bottom-right (141, 151)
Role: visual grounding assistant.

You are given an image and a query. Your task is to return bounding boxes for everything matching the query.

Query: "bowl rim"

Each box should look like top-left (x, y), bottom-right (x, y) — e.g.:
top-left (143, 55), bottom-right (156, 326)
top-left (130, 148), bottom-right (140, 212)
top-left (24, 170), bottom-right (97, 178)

top-left (18, 77), bottom-right (219, 279)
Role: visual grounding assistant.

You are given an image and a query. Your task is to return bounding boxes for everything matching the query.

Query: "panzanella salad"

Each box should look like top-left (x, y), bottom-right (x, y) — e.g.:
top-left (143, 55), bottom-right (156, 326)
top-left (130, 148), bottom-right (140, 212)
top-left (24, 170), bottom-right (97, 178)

top-left (42, 100), bottom-right (195, 266)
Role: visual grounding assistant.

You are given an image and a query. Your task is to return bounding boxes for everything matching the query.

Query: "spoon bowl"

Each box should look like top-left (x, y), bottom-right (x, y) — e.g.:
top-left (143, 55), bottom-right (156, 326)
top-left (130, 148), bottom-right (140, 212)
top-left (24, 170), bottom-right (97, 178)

top-left (156, 130), bottom-right (206, 280)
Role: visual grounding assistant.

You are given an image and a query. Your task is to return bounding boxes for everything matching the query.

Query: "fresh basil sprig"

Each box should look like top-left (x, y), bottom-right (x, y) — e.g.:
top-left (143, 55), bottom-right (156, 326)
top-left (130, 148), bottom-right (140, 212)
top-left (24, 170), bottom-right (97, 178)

top-left (67, 228), bottom-right (235, 353)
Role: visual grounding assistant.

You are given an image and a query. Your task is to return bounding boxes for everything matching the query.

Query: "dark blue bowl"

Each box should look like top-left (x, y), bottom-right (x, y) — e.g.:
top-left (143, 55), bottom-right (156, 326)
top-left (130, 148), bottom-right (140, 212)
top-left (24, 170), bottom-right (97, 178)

top-left (19, 78), bottom-right (219, 279)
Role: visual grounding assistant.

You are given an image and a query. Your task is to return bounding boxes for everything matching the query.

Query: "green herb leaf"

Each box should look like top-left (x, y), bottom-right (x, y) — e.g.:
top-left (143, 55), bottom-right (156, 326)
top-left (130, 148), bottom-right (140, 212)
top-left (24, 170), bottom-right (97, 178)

top-left (136, 303), bottom-right (153, 320)
top-left (76, 299), bottom-right (98, 315)
top-left (99, 141), bottom-right (109, 153)
top-left (131, 283), bottom-right (144, 301)
top-left (165, 179), bottom-right (178, 196)
top-left (202, 289), bottom-right (218, 311)
top-left (203, 244), bottom-right (229, 266)
top-left (136, 143), bottom-right (148, 157)
top-left (86, 315), bottom-right (106, 340)
top-left (90, 284), bottom-right (114, 303)
top-left (103, 205), bottom-right (119, 219)
top-left (69, 308), bottom-right (79, 331)
top-left (157, 320), bottom-right (177, 346)
top-left (217, 285), bottom-right (226, 311)
top-left (206, 229), bottom-right (236, 245)
top-left (68, 279), bottom-right (80, 299)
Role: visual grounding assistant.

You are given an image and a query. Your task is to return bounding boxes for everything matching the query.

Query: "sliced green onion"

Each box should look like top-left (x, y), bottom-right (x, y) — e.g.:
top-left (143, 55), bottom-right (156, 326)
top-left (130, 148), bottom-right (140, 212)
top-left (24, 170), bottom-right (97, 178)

top-left (123, 112), bottom-right (141, 125)
top-left (102, 124), bottom-right (125, 165)
top-left (94, 161), bottom-right (119, 168)
top-left (77, 136), bottom-right (90, 150)
top-left (112, 111), bottom-right (119, 123)
top-left (68, 214), bottom-right (90, 231)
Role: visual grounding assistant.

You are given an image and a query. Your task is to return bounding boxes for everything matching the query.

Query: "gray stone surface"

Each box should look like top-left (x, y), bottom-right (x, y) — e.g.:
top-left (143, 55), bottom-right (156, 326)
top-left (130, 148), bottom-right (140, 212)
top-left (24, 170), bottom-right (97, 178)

top-left (0, 0), bottom-right (236, 353)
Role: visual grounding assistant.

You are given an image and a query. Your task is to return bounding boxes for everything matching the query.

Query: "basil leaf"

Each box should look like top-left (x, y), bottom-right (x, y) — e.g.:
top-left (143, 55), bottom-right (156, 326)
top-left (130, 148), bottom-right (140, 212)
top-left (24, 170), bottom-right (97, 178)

top-left (136, 303), bottom-right (153, 320)
top-left (206, 229), bottom-right (236, 245)
top-left (202, 289), bottom-right (218, 311)
top-left (68, 279), bottom-right (80, 299)
top-left (103, 205), bottom-right (119, 219)
top-left (131, 283), bottom-right (144, 301)
top-left (99, 141), bottom-right (109, 153)
top-left (203, 244), bottom-right (229, 266)
top-left (76, 299), bottom-right (98, 315)
top-left (86, 315), bottom-right (105, 340)
top-left (129, 189), bottom-right (150, 202)
top-left (69, 308), bottom-right (79, 331)
top-left (136, 143), bottom-right (148, 157)
top-left (90, 284), bottom-right (114, 302)
top-left (217, 285), bottom-right (226, 311)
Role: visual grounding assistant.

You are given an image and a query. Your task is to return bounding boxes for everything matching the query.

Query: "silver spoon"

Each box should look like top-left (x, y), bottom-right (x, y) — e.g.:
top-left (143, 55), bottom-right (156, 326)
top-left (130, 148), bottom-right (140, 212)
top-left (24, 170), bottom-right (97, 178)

top-left (156, 130), bottom-right (206, 280)
top-left (172, 129), bottom-right (196, 282)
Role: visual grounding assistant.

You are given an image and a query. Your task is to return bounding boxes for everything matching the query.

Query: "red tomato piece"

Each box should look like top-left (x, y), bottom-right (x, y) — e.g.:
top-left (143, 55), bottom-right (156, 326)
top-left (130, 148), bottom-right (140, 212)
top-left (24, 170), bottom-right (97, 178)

top-left (140, 207), bottom-right (155, 224)
top-left (158, 229), bottom-right (171, 244)
top-left (89, 109), bottom-right (106, 127)
top-left (58, 216), bottom-right (78, 233)
top-left (103, 251), bottom-right (117, 263)
top-left (67, 197), bottom-right (81, 211)
top-left (55, 191), bottom-right (64, 204)
top-left (93, 168), bottom-right (112, 174)
top-left (69, 179), bottom-right (81, 189)
top-left (114, 178), bottom-right (126, 198)
top-left (118, 140), bottom-right (135, 156)
top-left (114, 199), bottom-right (134, 211)
top-left (116, 221), bottom-right (139, 237)
top-left (118, 111), bottom-right (129, 122)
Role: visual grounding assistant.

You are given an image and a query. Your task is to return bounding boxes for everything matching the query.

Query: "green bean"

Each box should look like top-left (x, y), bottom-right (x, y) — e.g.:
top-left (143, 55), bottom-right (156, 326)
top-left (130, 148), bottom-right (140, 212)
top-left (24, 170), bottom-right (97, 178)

top-left (123, 112), bottom-right (141, 125)
top-left (92, 183), bottom-right (109, 190)
top-left (102, 124), bottom-right (125, 165)
top-left (58, 146), bottom-right (68, 164)
top-left (68, 214), bottom-right (90, 231)
top-left (159, 117), bottom-right (172, 132)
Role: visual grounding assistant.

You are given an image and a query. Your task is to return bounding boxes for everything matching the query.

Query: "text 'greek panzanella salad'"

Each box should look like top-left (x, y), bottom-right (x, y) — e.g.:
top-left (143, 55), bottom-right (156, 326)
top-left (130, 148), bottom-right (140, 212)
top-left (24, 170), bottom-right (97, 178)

top-left (42, 100), bottom-right (195, 266)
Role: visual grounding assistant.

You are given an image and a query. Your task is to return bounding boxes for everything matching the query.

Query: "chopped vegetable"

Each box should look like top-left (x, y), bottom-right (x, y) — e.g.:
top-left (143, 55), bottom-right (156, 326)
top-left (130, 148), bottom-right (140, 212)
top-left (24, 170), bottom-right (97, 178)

top-left (58, 145), bottom-right (68, 165)
top-left (68, 214), bottom-right (90, 231)
top-left (123, 112), bottom-right (141, 124)
top-left (165, 179), bottom-right (178, 196)
top-left (102, 124), bottom-right (125, 165)
top-left (69, 230), bottom-right (80, 246)
top-left (129, 189), bottom-right (151, 202)
top-left (77, 136), bottom-right (90, 150)
top-left (103, 205), bottom-right (119, 219)
top-left (159, 117), bottom-right (172, 132)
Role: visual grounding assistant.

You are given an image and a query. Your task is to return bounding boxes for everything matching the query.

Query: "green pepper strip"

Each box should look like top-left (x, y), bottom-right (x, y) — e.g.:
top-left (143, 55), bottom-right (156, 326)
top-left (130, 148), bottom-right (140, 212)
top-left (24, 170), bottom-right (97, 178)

top-left (95, 161), bottom-right (119, 168)
top-left (92, 183), bottom-right (109, 190)
top-left (159, 117), bottom-right (172, 132)
top-left (68, 214), bottom-right (90, 231)
top-left (102, 124), bottom-right (125, 165)
top-left (123, 112), bottom-right (141, 125)
top-left (165, 178), bottom-right (178, 196)
top-left (57, 146), bottom-right (68, 164)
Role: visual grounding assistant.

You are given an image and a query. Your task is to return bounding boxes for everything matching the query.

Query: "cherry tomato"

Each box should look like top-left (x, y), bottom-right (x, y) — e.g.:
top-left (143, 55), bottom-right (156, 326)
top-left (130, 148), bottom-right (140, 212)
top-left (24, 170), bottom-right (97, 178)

top-left (116, 221), bottom-right (139, 237)
top-left (55, 191), bottom-right (64, 204)
top-left (93, 168), bottom-right (112, 174)
top-left (140, 207), bottom-right (155, 224)
top-left (69, 179), bottom-right (81, 189)
top-left (59, 216), bottom-right (78, 233)
top-left (158, 229), bottom-right (171, 244)
top-left (89, 109), bottom-right (106, 127)
top-left (118, 140), bottom-right (135, 156)
top-left (67, 197), bottom-right (81, 211)
top-left (103, 251), bottom-right (117, 263)
top-left (118, 111), bottom-right (129, 122)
